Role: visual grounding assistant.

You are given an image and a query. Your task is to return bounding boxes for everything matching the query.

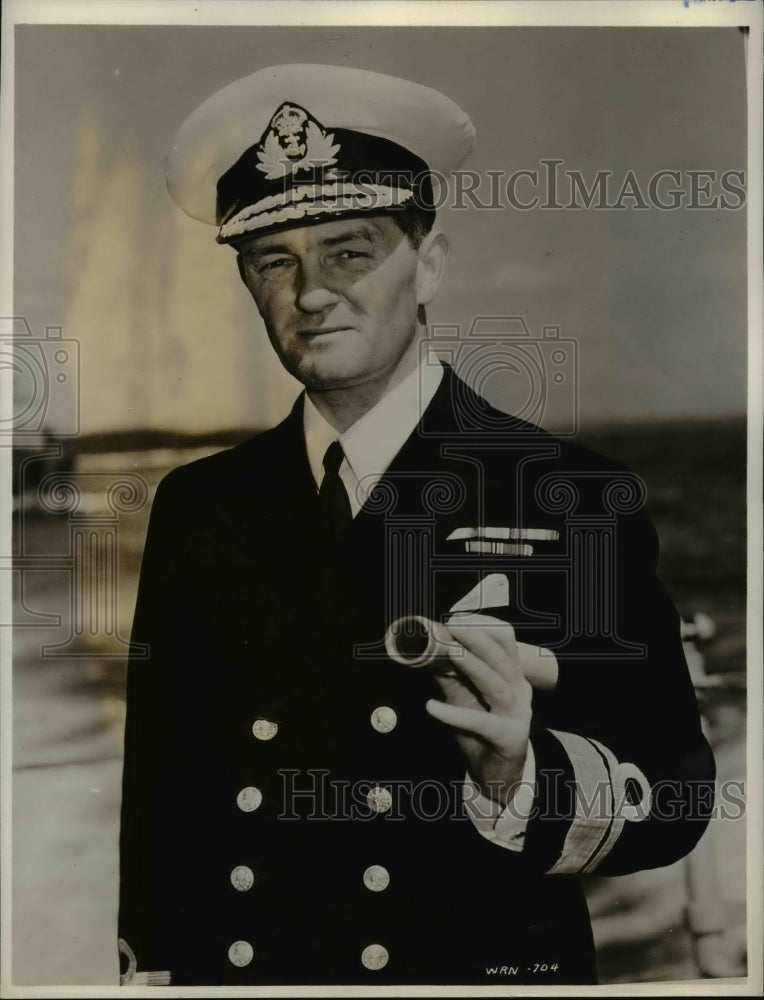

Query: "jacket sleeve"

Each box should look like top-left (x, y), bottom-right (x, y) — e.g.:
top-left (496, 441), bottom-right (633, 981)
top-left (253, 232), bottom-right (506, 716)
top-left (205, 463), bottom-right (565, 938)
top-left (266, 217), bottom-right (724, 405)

top-left (117, 469), bottom-right (229, 986)
top-left (519, 504), bottom-right (716, 877)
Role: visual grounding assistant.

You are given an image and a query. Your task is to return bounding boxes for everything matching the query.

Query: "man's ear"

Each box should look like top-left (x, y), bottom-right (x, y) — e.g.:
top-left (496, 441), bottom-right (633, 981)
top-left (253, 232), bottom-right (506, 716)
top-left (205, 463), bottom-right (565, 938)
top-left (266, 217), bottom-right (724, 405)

top-left (415, 230), bottom-right (450, 307)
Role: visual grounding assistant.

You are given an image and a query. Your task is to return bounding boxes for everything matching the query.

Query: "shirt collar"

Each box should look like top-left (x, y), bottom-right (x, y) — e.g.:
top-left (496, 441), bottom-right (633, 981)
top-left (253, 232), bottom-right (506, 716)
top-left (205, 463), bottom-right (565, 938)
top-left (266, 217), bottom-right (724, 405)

top-left (303, 361), bottom-right (444, 490)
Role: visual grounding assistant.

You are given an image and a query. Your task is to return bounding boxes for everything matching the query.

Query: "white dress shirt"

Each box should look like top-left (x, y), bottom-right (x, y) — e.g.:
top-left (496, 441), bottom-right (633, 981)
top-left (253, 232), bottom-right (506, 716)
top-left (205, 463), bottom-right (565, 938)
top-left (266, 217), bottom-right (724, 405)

top-left (302, 360), bottom-right (534, 851)
top-left (303, 360), bottom-right (443, 517)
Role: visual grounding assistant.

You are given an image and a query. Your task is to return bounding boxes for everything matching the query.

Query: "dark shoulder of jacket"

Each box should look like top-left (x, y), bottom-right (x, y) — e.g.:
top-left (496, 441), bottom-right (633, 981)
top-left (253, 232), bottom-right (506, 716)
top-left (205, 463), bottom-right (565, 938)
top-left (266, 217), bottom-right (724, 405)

top-left (454, 370), bottom-right (630, 477)
top-left (150, 406), bottom-right (299, 503)
top-left (459, 373), bottom-right (658, 555)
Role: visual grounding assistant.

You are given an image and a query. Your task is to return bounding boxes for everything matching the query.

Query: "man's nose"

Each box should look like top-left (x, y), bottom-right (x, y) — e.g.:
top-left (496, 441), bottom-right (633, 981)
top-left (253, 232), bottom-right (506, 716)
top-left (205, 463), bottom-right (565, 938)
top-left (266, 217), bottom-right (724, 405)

top-left (295, 258), bottom-right (341, 313)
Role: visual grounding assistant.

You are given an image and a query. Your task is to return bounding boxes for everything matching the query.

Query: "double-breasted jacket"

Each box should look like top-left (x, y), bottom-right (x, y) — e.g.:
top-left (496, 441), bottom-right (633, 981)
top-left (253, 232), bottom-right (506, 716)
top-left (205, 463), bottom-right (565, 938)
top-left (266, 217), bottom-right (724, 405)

top-left (118, 366), bottom-right (714, 986)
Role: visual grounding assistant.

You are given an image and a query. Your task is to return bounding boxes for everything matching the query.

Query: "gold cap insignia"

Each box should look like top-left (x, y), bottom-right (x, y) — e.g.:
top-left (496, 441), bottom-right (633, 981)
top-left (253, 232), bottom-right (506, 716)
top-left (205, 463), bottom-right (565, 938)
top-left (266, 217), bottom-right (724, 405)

top-left (256, 102), bottom-right (341, 180)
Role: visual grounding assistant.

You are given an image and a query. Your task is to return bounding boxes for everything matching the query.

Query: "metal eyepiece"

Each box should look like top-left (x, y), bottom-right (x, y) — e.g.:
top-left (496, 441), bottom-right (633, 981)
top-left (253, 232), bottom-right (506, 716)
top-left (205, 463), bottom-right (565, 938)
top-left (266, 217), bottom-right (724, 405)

top-left (384, 615), bottom-right (455, 668)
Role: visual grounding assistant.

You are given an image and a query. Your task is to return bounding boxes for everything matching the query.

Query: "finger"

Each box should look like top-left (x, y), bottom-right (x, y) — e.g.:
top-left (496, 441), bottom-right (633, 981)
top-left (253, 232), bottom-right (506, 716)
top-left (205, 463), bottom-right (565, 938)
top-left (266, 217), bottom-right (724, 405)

top-left (446, 615), bottom-right (521, 687)
top-left (447, 612), bottom-right (518, 661)
top-left (425, 697), bottom-right (498, 736)
top-left (431, 669), bottom-right (484, 709)
top-left (425, 698), bottom-right (529, 745)
top-left (446, 617), bottom-right (508, 672)
top-left (517, 642), bottom-right (558, 691)
top-left (445, 642), bottom-right (510, 707)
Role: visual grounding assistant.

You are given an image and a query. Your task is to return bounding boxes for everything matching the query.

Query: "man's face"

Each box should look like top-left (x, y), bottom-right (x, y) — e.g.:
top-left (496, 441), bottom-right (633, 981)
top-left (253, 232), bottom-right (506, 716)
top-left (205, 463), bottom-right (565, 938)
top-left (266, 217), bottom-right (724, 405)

top-left (237, 214), bottom-right (424, 391)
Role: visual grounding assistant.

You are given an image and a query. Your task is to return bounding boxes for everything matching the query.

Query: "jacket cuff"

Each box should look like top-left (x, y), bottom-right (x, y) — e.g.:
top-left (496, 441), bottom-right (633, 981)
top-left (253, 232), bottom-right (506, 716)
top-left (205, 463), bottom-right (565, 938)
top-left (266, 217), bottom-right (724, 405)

top-left (118, 938), bottom-right (172, 986)
top-left (523, 728), bottom-right (652, 874)
top-left (545, 730), bottom-right (651, 873)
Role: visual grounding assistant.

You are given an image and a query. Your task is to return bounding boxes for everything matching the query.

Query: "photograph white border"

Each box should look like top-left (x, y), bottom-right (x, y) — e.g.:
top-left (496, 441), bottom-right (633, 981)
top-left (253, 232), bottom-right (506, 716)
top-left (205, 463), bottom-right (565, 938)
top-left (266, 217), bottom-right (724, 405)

top-left (1, 2), bottom-right (761, 998)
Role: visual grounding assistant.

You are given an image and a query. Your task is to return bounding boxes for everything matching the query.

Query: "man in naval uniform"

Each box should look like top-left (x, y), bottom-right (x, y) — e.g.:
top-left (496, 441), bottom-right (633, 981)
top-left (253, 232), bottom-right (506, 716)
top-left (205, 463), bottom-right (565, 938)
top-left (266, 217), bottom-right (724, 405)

top-left (118, 65), bottom-right (715, 987)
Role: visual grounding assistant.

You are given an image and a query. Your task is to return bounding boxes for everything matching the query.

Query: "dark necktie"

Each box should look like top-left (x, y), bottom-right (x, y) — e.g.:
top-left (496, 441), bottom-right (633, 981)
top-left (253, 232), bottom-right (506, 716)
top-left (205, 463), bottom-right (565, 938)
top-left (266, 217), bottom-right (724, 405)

top-left (318, 440), bottom-right (352, 538)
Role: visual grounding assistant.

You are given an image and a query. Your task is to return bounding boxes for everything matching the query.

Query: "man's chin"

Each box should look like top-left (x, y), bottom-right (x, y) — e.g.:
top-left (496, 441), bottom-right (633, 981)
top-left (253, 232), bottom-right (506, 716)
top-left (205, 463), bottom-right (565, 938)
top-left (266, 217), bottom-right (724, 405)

top-left (292, 358), bottom-right (375, 392)
top-left (300, 369), bottom-right (369, 392)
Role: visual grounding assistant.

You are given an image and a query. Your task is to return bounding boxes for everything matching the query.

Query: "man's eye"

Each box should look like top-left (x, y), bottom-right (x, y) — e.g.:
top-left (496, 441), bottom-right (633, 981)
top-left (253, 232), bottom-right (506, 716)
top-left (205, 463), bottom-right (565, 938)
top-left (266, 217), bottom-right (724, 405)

top-left (260, 257), bottom-right (293, 272)
top-left (336, 249), bottom-right (371, 262)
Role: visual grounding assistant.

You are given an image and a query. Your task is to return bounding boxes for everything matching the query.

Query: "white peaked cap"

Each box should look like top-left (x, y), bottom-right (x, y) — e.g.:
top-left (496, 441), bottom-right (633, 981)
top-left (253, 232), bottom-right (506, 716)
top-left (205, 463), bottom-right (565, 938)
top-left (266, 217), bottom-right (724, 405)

top-left (166, 63), bottom-right (476, 230)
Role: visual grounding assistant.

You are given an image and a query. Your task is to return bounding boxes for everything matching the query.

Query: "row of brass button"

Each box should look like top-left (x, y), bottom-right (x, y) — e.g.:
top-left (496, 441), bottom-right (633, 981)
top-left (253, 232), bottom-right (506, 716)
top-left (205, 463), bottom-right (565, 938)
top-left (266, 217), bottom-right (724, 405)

top-left (238, 710), bottom-right (398, 814)
top-left (227, 864), bottom-right (391, 970)
top-left (236, 783), bottom-right (394, 815)
top-left (251, 706), bottom-right (398, 741)
top-left (229, 863), bottom-right (390, 894)
top-left (229, 712), bottom-right (397, 970)
top-left (227, 940), bottom-right (390, 970)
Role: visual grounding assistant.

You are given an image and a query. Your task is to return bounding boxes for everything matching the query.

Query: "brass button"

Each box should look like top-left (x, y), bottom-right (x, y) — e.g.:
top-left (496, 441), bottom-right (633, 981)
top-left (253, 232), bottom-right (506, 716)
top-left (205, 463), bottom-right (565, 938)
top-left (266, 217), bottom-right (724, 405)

top-left (361, 943), bottom-right (389, 970)
top-left (252, 718), bottom-right (278, 741)
top-left (230, 866), bottom-right (255, 892)
top-left (228, 940), bottom-right (254, 967)
top-left (367, 786), bottom-right (392, 814)
top-left (236, 786), bottom-right (262, 812)
top-left (370, 706), bottom-right (397, 733)
top-left (363, 865), bottom-right (390, 892)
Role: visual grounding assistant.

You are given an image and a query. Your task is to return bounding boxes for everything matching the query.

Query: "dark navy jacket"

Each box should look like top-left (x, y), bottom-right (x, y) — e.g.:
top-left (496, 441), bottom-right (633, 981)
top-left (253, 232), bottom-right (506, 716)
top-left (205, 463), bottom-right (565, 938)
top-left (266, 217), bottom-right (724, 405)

top-left (118, 366), bottom-right (714, 985)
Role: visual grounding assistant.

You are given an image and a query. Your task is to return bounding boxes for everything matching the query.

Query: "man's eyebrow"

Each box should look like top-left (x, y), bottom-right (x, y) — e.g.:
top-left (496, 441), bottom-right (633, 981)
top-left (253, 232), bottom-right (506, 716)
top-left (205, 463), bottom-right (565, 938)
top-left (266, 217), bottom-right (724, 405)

top-left (239, 228), bottom-right (377, 257)
top-left (319, 229), bottom-right (377, 247)
top-left (240, 242), bottom-right (295, 258)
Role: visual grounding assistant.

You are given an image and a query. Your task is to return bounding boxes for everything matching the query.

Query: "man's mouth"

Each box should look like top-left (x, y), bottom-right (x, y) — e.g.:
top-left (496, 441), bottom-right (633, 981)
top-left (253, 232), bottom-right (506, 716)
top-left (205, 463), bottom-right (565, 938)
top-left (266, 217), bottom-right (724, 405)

top-left (299, 326), bottom-right (354, 337)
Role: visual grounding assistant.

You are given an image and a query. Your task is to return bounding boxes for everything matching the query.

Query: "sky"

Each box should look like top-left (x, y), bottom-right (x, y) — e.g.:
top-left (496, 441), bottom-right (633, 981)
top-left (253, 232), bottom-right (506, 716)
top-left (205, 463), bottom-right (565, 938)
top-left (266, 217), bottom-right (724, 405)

top-left (12, 24), bottom-right (748, 435)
